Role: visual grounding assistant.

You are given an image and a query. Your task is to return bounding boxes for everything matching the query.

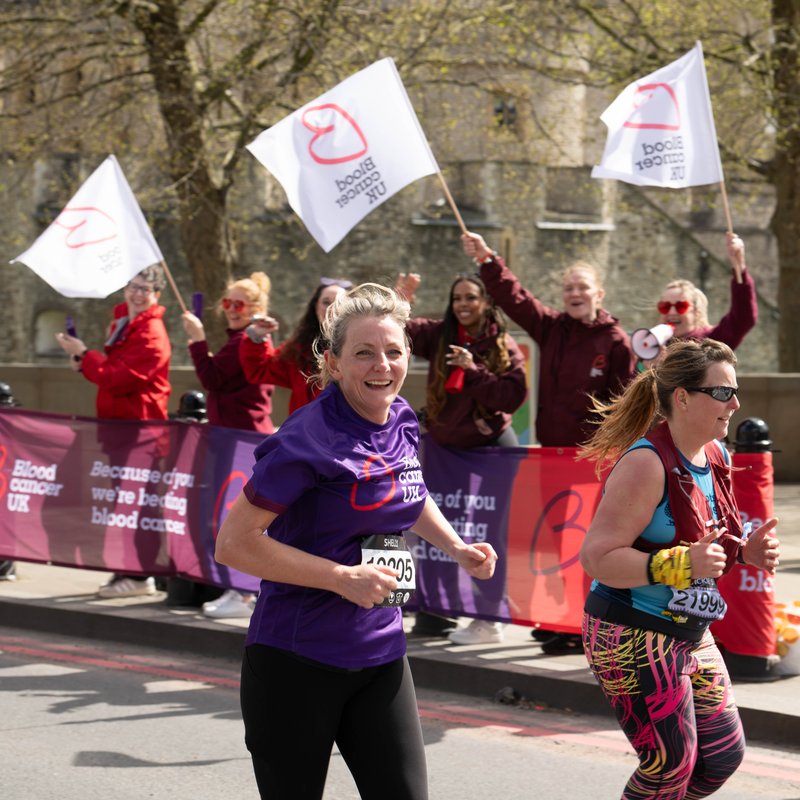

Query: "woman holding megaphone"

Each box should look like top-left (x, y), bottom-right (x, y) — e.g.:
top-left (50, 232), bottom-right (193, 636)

top-left (640, 232), bottom-right (757, 367)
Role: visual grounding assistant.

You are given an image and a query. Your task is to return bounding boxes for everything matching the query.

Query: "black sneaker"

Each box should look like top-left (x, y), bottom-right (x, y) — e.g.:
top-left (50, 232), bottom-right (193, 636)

top-left (410, 611), bottom-right (457, 637)
top-left (540, 633), bottom-right (583, 656)
top-left (0, 561), bottom-right (16, 581)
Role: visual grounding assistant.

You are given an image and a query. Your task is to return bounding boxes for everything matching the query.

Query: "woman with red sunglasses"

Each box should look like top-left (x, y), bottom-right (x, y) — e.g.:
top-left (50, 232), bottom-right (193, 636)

top-left (655, 232), bottom-right (757, 350)
top-left (180, 272), bottom-right (276, 619)
top-left (182, 272), bottom-right (276, 435)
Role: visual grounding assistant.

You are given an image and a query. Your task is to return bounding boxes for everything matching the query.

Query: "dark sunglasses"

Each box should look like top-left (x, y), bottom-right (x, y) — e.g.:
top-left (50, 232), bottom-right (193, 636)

top-left (657, 300), bottom-right (690, 315)
top-left (686, 386), bottom-right (739, 402)
top-left (320, 277), bottom-right (353, 290)
top-left (221, 298), bottom-right (249, 312)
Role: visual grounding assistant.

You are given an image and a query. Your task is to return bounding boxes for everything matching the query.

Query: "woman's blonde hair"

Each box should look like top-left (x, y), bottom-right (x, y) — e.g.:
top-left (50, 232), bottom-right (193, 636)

top-left (222, 271), bottom-right (271, 315)
top-left (561, 260), bottom-right (604, 288)
top-left (314, 283), bottom-right (411, 387)
top-left (579, 338), bottom-right (736, 474)
top-left (662, 278), bottom-right (709, 327)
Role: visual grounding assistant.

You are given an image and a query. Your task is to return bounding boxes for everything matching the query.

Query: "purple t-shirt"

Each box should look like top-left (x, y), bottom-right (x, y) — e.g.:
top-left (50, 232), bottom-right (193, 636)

top-left (243, 382), bottom-right (428, 668)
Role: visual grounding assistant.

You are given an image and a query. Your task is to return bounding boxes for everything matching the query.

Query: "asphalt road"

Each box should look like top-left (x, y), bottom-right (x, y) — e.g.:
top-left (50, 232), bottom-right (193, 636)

top-left (2, 627), bottom-right (799, 800)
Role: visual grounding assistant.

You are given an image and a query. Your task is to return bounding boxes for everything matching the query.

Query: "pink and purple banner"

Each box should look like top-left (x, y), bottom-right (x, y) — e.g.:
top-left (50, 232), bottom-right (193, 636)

top-left (1, 409), bottom-right (605, 630)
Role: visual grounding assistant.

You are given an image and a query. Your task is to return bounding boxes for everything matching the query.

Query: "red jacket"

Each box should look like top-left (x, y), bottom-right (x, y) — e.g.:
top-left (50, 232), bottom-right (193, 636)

top-left (189, 328), bottom-right (274, 433)
top-left (239, 336), bottom-right (320, 415)
top-left (480, 255), bottom-right (636, 447)
top-left (681, 271), bottom-right (758, 349)
top-left (405, 317), bottom-right (527, 448)
top-left (82, 303), bottom-right (171, 420)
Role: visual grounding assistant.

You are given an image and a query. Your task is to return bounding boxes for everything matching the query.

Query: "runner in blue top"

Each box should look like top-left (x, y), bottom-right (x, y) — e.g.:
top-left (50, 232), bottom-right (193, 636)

top-left (578, 339), bottom-right (780, 800)
top-left (215, 283), bottom-right (497, 800)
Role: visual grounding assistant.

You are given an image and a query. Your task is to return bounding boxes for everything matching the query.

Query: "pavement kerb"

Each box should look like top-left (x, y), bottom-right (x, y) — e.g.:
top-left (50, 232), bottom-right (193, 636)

top-left (1, 579), bottom-right (799, 748)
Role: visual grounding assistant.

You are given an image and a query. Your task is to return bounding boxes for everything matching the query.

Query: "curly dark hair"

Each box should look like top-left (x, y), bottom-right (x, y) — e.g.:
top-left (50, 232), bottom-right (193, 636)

top-left (426, 274), bottom-right (511, 424)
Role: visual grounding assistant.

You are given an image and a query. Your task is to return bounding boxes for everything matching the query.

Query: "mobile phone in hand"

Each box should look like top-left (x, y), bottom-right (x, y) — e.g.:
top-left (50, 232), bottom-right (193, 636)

top-left (65, 314), bottom-right (78, 338)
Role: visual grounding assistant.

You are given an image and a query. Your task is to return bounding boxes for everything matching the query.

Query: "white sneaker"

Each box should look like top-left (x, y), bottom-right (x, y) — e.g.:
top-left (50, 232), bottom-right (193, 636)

top-left (447, 619), bottom-right (504, 645)
top-left (202, 589), bottom-right (255, 619)
top-left (97, 576), bottom-right (156, 598)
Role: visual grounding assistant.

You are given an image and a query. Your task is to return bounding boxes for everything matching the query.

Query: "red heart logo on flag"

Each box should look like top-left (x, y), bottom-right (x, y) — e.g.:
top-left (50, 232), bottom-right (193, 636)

top-left (54, 206), bottom-right (118, 249)
top-left (302, 103), bottom-right (368, 165)
top-left (623, 83), bottom-right (681, 131)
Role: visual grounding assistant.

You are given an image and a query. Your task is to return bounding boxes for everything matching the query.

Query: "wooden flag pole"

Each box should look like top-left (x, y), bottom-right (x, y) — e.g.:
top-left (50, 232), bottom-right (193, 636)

top-left (161, 260), bottom-right (188, 312)
top-left (437, 172), bottom-right (468, 236)
top-left (718, 180), bottom-right (742, 284)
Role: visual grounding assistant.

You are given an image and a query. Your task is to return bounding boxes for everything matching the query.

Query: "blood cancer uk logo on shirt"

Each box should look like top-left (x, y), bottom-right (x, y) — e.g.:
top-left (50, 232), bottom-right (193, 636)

top-left (349, 453), bottom-right (423, 511)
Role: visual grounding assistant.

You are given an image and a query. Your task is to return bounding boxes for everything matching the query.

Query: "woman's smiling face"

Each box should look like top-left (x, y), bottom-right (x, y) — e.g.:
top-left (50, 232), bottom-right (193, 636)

top-left (324, 314), bottom-right (409, 424)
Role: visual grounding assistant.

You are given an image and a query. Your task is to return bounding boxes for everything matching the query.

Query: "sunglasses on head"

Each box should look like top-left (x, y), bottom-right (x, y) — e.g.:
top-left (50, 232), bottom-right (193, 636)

top-left (221, 298), bottom-right (248, 312)
top-left (686, 385), bottom-right (739, 402)
top-left (319, 277), bottom-right (353, 290)
top-left (657, 300), bottom-right (691, 315)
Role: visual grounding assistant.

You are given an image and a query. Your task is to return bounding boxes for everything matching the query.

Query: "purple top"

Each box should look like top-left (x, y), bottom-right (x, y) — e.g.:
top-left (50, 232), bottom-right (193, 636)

top-left (243, 382), bottom-right (428, 668)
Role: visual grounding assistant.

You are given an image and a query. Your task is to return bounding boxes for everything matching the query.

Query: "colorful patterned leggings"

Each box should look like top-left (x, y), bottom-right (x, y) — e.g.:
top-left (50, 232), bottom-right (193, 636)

top-left (582, 614), bottom-right (746, 800)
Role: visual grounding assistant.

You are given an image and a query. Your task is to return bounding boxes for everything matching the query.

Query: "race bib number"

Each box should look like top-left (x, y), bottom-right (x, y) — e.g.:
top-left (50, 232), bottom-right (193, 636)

top-left (668, 578), bottom-right (727, 621)
top-left (361, 533), bottom-right (415, 608)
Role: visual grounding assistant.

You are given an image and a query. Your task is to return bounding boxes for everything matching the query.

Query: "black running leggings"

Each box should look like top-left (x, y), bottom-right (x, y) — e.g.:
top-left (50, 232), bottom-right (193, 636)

top-left (240, 645), bottom-right (428, 800)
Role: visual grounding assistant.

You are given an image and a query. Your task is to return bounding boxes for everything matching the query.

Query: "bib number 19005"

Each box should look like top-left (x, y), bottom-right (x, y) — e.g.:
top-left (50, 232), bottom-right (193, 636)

top-left (360, 533), bottom-right (416, 608)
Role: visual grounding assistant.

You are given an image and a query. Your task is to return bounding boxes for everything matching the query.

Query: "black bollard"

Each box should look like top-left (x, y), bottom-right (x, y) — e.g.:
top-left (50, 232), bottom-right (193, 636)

top-left (165, 388), bottom-right (221, 607)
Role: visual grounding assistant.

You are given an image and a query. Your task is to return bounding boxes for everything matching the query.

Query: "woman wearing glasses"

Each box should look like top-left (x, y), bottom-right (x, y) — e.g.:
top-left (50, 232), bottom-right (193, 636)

top-left (239, 277), bottom-right (352, 414)
top-left (57, 264), bottom-right (172, 421)
top-left (653, 232), bottom-right (757, 355)
top-left (578, 338), bottom-right (780, 800)
top-left (181, 271), bottom-right (275, 434)
top-left (55, 264), bottom-right (172, 598)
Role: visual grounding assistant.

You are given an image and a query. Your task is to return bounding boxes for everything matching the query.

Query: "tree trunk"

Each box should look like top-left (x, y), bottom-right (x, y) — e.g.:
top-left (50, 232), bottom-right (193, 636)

top-left (130, 1), bottom-right (234, 324)
top-left (770, 0), bottom-right (800, 372)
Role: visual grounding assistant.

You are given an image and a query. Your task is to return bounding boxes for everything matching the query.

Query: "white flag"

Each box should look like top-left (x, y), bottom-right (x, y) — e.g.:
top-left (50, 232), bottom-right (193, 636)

top-left (11, 155), bottom-right (164, 298)
top-left (247, 58), bottom-right (439, 252)
top-left (591, 42), bottom-right (724, 188)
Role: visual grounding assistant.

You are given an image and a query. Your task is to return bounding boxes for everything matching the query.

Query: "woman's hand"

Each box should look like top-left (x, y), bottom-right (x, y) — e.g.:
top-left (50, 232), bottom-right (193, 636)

top-left (689, 528), bottom-right (728, 579)
top-left (726, 232), bottom-right (747, 276)
top-left (453, 541), bottom-right (497, 580)
top-left (461, 231), bottom-right (492, 262)
top-left (395, 272), bottom-right (420, 304)
top-left (249, 315), bottom-right (280, 334)
top-left (54, 331), bottom-right (86, 357)
top-left (181, 311), bottom-right (205, 343)
top-left (742, 517), bottom-right (780, 574)
top-left (336, 563), bottom-right (399, 609)
top-left (446, 344), bottom-right (476, 370)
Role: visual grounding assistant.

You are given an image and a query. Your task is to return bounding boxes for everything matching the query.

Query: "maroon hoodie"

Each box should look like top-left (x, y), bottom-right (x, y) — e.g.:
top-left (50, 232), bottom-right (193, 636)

top-left (405, 317), bottom-right (527, 449)
top-left (480, 255), bottom-right (636, 447)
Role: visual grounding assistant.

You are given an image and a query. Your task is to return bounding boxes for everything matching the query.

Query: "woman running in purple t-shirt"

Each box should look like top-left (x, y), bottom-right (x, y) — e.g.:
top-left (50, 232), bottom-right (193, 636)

top-left (215, 283), bottom-right (498, 800)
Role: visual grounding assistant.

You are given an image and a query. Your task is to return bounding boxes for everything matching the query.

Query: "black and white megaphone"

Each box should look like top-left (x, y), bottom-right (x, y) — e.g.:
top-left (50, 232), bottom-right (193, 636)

top-left (631, 323), bottom-right (674, 360)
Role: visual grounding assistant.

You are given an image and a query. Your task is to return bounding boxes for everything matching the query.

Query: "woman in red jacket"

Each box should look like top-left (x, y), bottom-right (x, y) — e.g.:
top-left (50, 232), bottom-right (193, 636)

top-left (239, 277), bottom-right (351, 412)
top-left (56, 264), bottom-right (172, 598)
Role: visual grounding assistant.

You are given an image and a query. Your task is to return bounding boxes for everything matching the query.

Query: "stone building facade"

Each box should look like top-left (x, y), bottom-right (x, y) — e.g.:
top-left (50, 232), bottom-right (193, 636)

top-left (0, 67), bottom-right (778, 378)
